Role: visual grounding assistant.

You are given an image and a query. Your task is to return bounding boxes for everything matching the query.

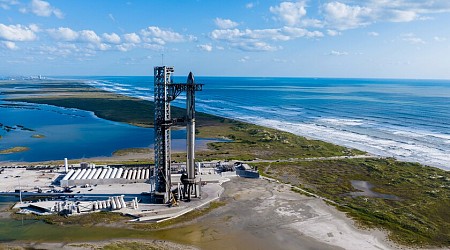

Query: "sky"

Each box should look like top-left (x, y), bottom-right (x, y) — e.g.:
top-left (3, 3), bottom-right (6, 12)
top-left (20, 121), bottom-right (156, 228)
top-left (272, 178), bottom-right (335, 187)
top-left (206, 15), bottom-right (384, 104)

top-left (1, 0), bottom-right (450, 79)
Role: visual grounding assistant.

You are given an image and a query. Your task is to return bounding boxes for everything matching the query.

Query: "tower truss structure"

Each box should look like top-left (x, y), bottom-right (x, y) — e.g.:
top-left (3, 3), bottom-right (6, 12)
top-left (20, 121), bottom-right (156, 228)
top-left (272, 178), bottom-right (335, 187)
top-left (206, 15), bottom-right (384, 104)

top-left (153, 66), bottom-right (203, 203)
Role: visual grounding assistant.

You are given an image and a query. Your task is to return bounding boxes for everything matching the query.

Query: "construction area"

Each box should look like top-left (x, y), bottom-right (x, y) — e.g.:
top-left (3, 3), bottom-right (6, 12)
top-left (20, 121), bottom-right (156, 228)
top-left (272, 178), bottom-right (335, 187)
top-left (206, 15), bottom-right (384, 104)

top-left (0, 66), bottom-right (259, 221)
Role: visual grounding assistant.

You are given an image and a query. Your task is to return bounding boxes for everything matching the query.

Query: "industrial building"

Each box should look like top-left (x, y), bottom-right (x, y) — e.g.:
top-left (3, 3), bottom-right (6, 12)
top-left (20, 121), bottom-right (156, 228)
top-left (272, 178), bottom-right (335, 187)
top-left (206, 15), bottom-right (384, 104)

top-left (60, 166), bottom-right (151, 187)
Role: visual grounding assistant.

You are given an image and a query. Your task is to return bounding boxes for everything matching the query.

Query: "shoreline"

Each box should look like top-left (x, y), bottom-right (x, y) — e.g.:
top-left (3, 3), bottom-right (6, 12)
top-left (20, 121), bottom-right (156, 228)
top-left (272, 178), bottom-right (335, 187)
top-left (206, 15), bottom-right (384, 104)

top-left (1, 79), bottom-right (449, 248)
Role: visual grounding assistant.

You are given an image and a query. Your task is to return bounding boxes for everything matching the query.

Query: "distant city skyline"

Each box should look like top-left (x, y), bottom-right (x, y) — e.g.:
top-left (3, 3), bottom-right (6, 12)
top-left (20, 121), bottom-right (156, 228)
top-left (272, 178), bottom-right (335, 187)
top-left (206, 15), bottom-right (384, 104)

top-left (1, 0), bottom-right (450, 79)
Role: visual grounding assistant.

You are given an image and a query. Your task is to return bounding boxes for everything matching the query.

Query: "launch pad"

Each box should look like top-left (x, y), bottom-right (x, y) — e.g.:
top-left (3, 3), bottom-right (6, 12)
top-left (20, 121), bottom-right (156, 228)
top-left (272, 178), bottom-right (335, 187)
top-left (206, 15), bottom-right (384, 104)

top-left (152, 66), bottom-right (203, 204)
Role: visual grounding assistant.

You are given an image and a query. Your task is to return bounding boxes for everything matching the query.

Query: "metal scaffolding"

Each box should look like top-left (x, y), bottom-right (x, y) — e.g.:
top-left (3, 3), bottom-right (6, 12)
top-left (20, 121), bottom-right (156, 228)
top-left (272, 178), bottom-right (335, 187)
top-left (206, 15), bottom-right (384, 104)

top-left (152, 66), bottom-right (203, 204)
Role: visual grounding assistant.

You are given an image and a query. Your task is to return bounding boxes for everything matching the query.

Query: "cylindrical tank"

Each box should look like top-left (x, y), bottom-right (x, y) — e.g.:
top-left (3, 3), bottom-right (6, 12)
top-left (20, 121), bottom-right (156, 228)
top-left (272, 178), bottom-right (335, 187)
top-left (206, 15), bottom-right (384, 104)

top-left (136, 169), bottom-right (142, 179)
top-left (99, 168), bottom-right (108, 179)
top-left (116, 168), bottom-right (124, 178)
top-left (110, 197), bottom-right (117, 210)
top-left (81, 169), bottom-right (92, 179)
top-left (64, 158), bottom-right (69, 173)
top-left (126, 169), bottom-right (133, 179)
top-left (131, 170), bottom-right (137, 180)
top-left (144, 169), bottom-right (150, 179)
top-left (104, 168), bottom-right (113, 179)
top-left (114, 196), bottom-right (122, 209)
top-left (106, 200), bottom-right (111, 208)
top-left (93, 201), bottom-right (99, 210)
top-left (92, 168), bottom-right (102, 179)
top-left (110, 168), bottom-right (118, 179)
top-left (87, 168), bottom-right (97, 179)
top-left (75, 169), bottom-right (87, 180)
top-left (62, 169), bottom-right (75, 181)
top-left (120, 195), bottom-right (126, 208)
top-left (122, 169), bottom-right (128, 179)
top-left (69, 169), bottom-right (82, 180)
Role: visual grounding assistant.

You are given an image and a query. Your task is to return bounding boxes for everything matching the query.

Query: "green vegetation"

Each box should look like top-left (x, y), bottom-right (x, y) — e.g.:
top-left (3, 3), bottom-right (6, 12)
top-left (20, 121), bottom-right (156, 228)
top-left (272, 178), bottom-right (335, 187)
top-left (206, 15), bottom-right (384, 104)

top-left (0, 147), bottom-right (29, 154)
top-left (258, 158), bottom-right (450, 247)
top-left (113, 148), bottom-right (151, 156)
top-left (45, 212), bottom-right (128, 226)
top-left (101, 241), bottom-right (163, 250)
top-left (190, 121), bottom-right (363, 161)
top-left (4, 79), bottom-right (449, 248)
top-left (10, 89), bottom-right (221, 128)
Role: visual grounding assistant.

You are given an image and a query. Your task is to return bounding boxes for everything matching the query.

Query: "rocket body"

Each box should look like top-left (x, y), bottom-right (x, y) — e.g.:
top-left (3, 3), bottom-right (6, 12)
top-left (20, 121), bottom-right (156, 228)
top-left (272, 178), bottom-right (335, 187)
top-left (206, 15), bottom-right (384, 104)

top-left (186, 72), bottom-right (195, 181)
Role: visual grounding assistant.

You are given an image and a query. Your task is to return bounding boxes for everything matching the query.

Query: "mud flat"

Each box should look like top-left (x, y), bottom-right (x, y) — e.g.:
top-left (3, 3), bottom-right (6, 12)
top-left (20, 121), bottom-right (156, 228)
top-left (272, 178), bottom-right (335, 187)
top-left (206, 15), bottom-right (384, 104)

top-left (151, 177), bottom-right (395, 250)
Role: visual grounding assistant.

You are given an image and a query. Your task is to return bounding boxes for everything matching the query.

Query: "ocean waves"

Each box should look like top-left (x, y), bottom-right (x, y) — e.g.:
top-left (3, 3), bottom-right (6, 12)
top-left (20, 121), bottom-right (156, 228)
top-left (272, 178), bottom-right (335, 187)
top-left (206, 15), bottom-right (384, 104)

top-left (85, 76), bottom-right (450, 170)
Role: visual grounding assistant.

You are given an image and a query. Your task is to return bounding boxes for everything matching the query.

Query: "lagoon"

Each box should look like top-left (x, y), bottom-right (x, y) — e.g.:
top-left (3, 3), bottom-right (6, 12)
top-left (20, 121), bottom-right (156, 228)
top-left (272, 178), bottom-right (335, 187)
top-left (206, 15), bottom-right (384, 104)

top-left (0, 101), bottom-right (191, 162)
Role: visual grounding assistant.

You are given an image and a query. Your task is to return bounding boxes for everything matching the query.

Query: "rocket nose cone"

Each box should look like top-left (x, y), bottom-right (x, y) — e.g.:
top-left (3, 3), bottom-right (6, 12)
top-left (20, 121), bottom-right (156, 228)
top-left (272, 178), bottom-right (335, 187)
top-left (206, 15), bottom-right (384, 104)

top-left (187, 72), bottom-right (195, 84)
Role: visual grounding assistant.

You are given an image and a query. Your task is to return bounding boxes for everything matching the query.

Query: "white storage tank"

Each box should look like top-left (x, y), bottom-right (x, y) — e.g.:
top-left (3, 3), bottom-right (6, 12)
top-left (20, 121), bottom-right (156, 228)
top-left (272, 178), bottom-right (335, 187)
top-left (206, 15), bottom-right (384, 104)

top-left (75, 169), bottom-right (87, 180)
top-left (62, 169), bottom-right (75, 181)
top-left (104, 168), bottom-right (113, 179)
top-left (116, 168), bottom-right (124, 178)
top-left (136, 169), bottom-right (142, 180)
top-left (122, 169), bottom-right (128, 179)
top-left (81, 169), bottom-right (92, 179)
top-left (92, 168), bottom-right (102, 179)
top-left (87, 168), bottom-right (97, 179)
top-left (110, 168), bottom-right (118, 179)
top-left (99, 168), bottom-right (108, 179)
top-left (69, 169), bottom-right (82, 180)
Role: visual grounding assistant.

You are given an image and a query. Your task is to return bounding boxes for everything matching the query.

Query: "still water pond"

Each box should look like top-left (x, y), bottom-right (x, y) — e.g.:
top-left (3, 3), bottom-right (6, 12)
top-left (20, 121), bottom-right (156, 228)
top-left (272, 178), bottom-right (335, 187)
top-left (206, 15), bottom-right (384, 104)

top-left (0, 101), bottom-right (198, 162)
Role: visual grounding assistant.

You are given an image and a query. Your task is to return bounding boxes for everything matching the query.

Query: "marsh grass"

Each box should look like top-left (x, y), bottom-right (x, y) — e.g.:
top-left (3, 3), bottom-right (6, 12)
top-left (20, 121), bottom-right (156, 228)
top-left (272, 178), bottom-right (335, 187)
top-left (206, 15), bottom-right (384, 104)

top-left (260, 158), bottom-right (450, 246)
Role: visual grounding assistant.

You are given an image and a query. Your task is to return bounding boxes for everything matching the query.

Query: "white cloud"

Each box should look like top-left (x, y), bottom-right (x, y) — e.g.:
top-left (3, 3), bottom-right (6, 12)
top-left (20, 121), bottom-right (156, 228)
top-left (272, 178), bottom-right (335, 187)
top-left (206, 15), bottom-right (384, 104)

top-left (323, 2), bottom-right (373, 30)
top-left (116, 43), bottom-right (136, 52)
top-left (270, 1), bottom-right (307, 26)
top-left (401, 33), bottom-right (425, 44)
top-left (1, 40), bottom-right (18, 50)
top-left (97, 43), bottom-right (111, 51)
top-left (123, 33), bottom-right (141, 43)
top-left (140, 26), bottom-right (191, 45)
top-left (30, 0), bottom-right (63, 18)
top-left (48, 28), bottom-right (102, 44)
top-left (0, 23), bottom-right (37, 41)
top-left (210, 27), bottom-right (322, 51)
top-left (327, 29), bottom-right (341, 36)
top-left (385, 9), bottom-right (416, 22)
top-left (368, 31), bottom-right (379, 36)
top-left (300, 18), bottom-right (324, 28)
top-left (47, 27), bottom-right (78, 41)
top-left (245, 2), bottom-right (254, 9)
top-left (323, 1), bottom-right (450, 30)
top-left (102, 32), bottom-right (121, 44)
top-left (197, 43), bottom-right (213, 52)
top-left (328, 50), bottom-right (348, 56)
top-left (0, 0), bottom-right (18, 10)
top-left (79, 30), bottom-right (101, 44)
top-left (211, 27), bottom-right (322, 42)
top-left (214, 18), bottom-right (239, 29)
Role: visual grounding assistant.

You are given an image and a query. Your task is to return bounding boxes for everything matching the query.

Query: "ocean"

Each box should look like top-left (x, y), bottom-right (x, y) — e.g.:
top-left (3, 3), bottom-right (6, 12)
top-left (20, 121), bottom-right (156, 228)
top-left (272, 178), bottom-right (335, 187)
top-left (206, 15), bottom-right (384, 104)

top-left (82, 76), bottom-right (450, 171)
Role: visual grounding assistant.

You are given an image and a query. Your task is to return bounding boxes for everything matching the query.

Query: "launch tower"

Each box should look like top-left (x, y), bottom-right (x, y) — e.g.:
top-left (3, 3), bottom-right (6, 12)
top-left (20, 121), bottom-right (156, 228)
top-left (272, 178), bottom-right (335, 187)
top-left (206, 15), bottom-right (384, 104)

top-left (153, 66), bottom-right (203, 204)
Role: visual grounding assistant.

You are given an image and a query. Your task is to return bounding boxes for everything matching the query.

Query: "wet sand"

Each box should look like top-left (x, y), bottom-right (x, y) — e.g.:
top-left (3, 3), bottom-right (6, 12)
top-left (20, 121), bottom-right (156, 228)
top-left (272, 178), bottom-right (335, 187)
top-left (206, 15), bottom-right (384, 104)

top-left (0, 177), bottom-right (396, 250)
top-left (151, 177), bottom-right (394, 250)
